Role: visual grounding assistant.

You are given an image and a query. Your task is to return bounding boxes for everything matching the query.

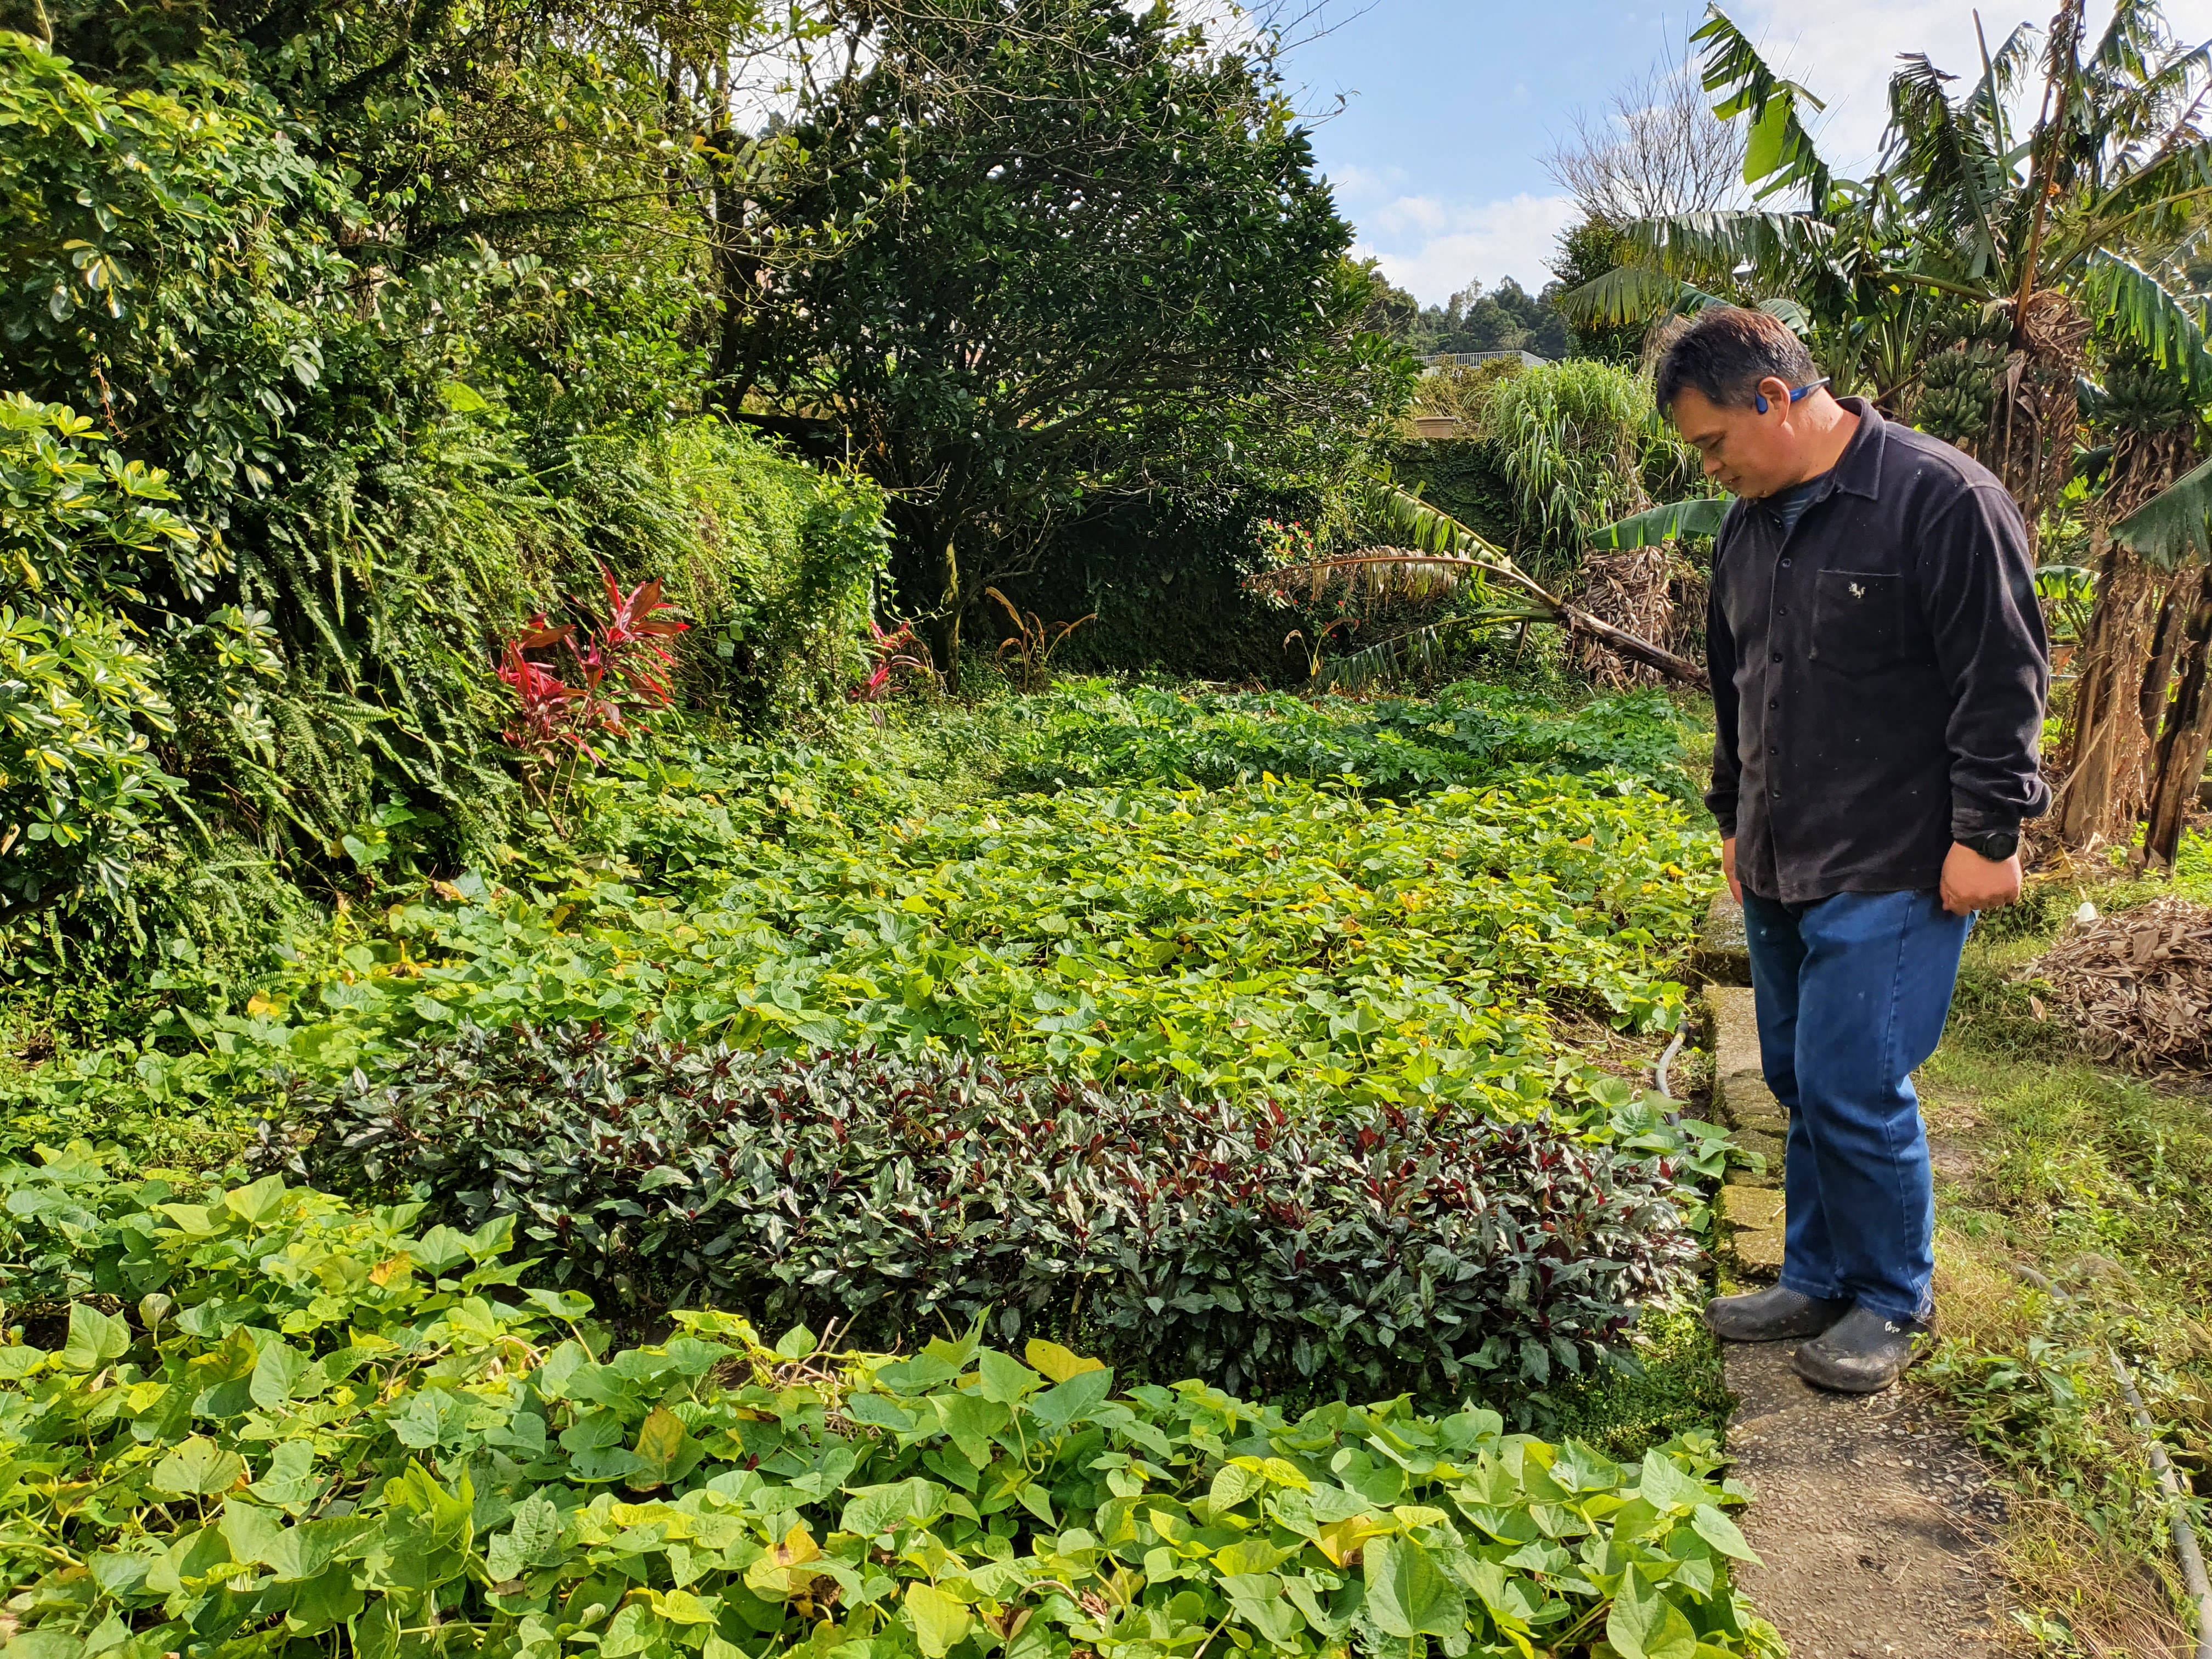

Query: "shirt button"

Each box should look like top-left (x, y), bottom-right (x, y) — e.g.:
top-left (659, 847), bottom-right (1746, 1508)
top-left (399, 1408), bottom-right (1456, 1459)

top-left (1770, 652), bottom-right (1783, 663)
top-left (1776, 606), bottom-right (1787, 616)
top-left (1768, 699), bottom-right (1779, 709)
top-left (1781, 558), bottom-right (1792, 568)
top-left (1768, 745), bottom-right (1778, 754)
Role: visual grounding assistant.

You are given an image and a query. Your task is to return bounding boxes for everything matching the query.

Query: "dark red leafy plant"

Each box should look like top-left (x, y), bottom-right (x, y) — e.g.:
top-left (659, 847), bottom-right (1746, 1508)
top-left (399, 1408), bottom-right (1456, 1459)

top-left (850, 620), bottom-right (933, 718)
top-left (269, 1025), bottom-right (1703, 1407)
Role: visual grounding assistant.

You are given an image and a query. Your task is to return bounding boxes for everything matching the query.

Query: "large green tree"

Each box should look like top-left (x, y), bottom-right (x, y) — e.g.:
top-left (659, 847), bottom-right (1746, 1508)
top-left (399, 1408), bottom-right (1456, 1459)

top-left (733, 0), bottom-right (1406, 682)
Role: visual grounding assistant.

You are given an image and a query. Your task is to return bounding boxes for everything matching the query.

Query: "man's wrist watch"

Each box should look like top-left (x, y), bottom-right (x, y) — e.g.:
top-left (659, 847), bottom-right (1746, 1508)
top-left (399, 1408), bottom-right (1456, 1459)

top-left (1956, 830), bottom-right (2019, 862)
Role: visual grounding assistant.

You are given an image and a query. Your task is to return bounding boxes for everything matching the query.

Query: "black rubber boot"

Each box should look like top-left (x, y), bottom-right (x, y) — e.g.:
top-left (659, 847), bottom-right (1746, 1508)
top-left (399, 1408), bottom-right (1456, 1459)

top-left (1792, 1305), bottom-right (1934, 1393)
top-left (1703, 1285), bottom-right (1852, 1342)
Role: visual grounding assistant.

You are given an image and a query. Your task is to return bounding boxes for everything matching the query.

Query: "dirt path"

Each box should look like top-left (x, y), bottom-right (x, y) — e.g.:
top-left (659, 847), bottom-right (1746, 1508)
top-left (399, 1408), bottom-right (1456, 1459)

top-left (1699, 897), bottom-right (2012, 1654)
top-left (1724, 1339), bottom-right (2007, 1656)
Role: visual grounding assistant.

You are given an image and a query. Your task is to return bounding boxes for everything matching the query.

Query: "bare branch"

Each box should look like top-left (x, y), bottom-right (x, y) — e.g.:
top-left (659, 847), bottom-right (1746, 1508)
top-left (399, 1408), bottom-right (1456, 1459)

top-left (1543, 41), bottom-right (1747, 226)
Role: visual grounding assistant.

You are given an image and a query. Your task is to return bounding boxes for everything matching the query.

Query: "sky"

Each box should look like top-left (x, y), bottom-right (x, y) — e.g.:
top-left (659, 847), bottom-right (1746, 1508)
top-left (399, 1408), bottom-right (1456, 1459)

top-left (1272, 0), bottom-right (2212, 306)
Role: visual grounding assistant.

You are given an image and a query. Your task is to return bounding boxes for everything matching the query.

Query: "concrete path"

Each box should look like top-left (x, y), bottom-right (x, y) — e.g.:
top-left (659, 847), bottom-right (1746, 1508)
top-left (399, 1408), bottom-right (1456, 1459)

top-left (1696, 893), bottom-right (2010, 1656)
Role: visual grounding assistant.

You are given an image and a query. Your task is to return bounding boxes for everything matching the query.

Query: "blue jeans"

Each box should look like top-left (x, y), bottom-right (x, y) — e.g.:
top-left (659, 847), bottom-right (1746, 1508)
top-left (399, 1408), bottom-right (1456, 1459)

top-left (1740, 889), bottom-right (1972, 1323)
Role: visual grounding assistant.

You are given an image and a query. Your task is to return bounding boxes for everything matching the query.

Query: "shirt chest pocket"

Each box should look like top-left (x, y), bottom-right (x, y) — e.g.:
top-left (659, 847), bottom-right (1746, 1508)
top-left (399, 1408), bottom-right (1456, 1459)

top-left (1811, 569), bottom-right (1910, 674)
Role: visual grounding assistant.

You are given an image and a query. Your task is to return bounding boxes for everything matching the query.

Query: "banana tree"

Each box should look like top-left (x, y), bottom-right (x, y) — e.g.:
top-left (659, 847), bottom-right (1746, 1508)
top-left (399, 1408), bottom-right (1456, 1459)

top-left (2099, 461), bottom-right (2212, 866)
top-left (1243, 489), bottom-right (1711, 691)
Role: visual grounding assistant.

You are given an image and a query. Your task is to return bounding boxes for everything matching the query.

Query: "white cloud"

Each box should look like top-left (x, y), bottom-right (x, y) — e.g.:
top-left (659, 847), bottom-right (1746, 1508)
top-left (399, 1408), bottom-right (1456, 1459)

top-left (1346, 192), bottom-right (1579, 306)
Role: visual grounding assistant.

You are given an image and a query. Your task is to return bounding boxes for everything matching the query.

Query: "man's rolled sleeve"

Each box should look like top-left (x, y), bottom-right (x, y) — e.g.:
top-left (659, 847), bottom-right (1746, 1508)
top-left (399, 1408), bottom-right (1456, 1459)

top-left (1705, 555), bottom-right (1742, 838)
top-left (1920, 483), bottom-right (2051, 838)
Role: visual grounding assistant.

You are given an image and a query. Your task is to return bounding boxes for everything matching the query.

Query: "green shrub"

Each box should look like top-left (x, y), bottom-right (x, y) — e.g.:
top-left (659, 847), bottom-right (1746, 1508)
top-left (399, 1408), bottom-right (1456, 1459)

top-left (0, 1149), bottom-right (1784, 1659)
top-left (0, 599), bottom-right (171, 918)
top-left (270, 1027), bottom-right (1712, 1401)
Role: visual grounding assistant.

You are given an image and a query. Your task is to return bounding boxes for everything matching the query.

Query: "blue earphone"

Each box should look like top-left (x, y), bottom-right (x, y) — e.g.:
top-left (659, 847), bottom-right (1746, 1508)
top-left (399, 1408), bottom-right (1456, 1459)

top-left (1756, 377), bottom-right (1831, 414)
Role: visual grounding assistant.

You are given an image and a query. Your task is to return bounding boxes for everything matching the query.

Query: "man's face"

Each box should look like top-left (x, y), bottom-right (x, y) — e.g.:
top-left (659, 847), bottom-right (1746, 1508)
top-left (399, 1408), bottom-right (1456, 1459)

top-left (1668, 381), bottom-right (1805, 500)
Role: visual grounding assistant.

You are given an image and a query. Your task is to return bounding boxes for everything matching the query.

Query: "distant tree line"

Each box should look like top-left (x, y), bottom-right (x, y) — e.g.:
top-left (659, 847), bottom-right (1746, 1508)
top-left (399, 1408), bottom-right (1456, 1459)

top-left (1363, 273), bottom-right (1573, 360)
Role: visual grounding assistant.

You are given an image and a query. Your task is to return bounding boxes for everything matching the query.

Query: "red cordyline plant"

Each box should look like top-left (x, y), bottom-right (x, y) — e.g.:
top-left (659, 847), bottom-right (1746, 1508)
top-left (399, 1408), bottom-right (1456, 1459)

top-left (498, 571), bottom-right (688, 811)
top-left (850, 620), bottom-right (932, 721)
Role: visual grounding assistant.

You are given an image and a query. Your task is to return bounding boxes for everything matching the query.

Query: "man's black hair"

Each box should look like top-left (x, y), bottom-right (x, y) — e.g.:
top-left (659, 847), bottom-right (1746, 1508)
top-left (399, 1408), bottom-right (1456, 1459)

top-left (1654, 307), bottom-right (1819, 413)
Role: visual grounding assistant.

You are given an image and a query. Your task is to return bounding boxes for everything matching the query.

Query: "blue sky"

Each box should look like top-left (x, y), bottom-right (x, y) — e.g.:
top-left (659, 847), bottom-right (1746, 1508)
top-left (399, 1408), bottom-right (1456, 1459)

top-left (1273, 0), bottom-right (2212, 305)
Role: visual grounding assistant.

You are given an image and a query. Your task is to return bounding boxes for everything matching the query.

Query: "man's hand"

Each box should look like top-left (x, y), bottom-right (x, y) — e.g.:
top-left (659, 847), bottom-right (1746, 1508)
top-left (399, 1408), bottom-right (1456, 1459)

top-left (1941, 842), bottom-right (2022, 915)
top-left (1722, 836), bottom-right (1742, 905)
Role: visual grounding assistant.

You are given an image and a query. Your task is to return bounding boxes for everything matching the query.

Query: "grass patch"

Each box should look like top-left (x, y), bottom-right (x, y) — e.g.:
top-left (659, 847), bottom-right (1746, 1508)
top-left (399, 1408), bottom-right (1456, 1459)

top-left (1918, 993), bottom-right (2212, 1654)
top-left (1549, 1307), bottom-right (1734, 1463)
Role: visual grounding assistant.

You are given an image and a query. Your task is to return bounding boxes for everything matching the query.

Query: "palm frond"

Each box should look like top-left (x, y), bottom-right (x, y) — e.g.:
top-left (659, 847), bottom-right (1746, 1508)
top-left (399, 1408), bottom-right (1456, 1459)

top-left (1556, 266), bottom-right (1698, 328)
top-left (2079, 250), bottom-right (2212, 403)
top-left (1558, 269), bottom-right (1669, 329)
top-left (1246, 550), bottom-right (1483, 605)
top-left (1320, 616), bottom-right (1548, 692)
top-left (1593, 499), bottom-right (1732, 548)
top-left (1324, 488), bottom-right (1715, 691)
top-left (2093, 0), bottom-right (2165, 86)
top-left (1367, 483), bottom-right (1509, 561)
top-left (1968, 20), bottom-right (2037, 154)
top-left (2079, 137), bottom-right (2212, 251)
top-left (1756, 296), bottom-right (1812, 332)
top-left (2112, 452), bottom-right (2212, 569)
top-left (1888, 54), bottom-right (2006, 279)
top-left (1694, 3), bottom-right (1835, 203)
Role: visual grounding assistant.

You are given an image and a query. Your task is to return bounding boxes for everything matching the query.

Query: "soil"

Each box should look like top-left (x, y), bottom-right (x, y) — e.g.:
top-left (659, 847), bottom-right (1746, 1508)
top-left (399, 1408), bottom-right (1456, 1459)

top-left (1725, 1338), bottom-right (2010, 1657)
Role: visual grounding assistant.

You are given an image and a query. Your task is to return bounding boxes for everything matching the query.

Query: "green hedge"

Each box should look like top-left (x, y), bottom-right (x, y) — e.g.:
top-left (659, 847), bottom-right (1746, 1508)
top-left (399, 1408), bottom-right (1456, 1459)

top-left (0, 1147), bottom-right (1785, 1659)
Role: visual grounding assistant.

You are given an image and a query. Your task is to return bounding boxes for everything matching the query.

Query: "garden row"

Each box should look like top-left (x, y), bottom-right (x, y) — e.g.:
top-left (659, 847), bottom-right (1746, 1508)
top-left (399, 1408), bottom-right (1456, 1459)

top-left (12, 684), bottom-right (1718, 1165)
top-left (7, 684), bottom-right (1734, 1401)
top-left (0, 1149), bottom-right (1784, 1659)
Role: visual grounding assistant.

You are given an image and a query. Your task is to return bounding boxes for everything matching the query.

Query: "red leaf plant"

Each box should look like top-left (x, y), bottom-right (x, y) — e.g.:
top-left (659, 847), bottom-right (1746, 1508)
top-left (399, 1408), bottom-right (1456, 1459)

top-left (497, 570), bottom-right (689, 809)
top-left (850, 620), bottom-right (932, 717)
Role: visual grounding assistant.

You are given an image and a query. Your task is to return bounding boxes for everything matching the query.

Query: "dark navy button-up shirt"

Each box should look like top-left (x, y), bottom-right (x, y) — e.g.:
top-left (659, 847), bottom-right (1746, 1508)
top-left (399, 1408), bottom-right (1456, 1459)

top-left (1706, 398), bottom-right (2051, 904)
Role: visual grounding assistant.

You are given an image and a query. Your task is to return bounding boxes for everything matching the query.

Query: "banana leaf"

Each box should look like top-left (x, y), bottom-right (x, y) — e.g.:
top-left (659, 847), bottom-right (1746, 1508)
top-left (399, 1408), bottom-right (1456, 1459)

top-left (1592, 499), bottom-right (1731, 548)
top-left (2112, 454), bottom-right (2212, 569)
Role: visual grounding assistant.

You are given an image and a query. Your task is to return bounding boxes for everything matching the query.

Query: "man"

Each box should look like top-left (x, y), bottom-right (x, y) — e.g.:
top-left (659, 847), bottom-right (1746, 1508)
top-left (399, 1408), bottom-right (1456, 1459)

top-left (1658, 308), bottom-right (2049, 1393)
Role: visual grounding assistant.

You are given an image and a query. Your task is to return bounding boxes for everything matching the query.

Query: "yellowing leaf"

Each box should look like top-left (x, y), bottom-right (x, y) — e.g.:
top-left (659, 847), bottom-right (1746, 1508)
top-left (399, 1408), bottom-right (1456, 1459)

top-left (634, 1406), bottom-right (687, 1469)
top-left (1314, 1514), bottom-right (1386, 1567)
top-left (906, 1583), bottom-right (972, 1658)
top-left (1208, 1461), bottom-right (1265, 1511)
top-left (742, 1523), bottom-right (823, 1600)
top-left (1261, 1457), bottom-right (1312, 1492)
top-left (1024, 1339), bottom-right (1105, 1384)
top-left (1214, 1539), bottom-right (1291, 1575)
top-left (651, 1589), bottom-right (720, 1626)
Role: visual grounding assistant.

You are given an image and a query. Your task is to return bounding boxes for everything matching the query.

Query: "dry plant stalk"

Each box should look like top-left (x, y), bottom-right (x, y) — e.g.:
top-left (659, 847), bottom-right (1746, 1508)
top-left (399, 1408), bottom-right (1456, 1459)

top-left (1575, 546), bottom-right (1675, 689)
top-left (1247, 543), bottom-right (1711, 692)
top-left (2025, 895), bottom-right (2212, 1073)
top-left (2053, 540), bottom-right (2160, 851)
